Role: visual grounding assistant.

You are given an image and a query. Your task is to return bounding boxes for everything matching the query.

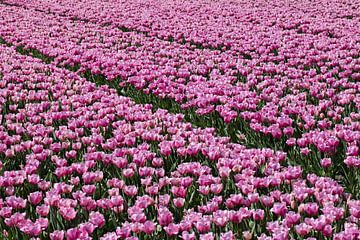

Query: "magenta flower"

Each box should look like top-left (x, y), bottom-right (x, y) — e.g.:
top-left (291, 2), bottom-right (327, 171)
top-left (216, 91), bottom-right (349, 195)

top-left (50, 230), bottom-right (65, 240)
top-left (59, 207), bottom-right (77, 221)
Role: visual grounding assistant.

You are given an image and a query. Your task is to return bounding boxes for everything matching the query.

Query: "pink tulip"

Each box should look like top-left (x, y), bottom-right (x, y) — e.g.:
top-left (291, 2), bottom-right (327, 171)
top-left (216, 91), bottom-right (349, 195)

top-left (142, 220), bottom-right (156, 234)
top-left (50, 230), bottom-right (65, 240)
top-left (28, 192), bottom-right (43, 205)
top-left (59, 207), bottom-right (77, 221)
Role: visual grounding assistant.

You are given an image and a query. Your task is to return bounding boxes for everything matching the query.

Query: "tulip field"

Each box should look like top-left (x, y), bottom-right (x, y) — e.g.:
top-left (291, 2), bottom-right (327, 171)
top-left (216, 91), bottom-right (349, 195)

top-left (0, 0), bottom-right (359, 239)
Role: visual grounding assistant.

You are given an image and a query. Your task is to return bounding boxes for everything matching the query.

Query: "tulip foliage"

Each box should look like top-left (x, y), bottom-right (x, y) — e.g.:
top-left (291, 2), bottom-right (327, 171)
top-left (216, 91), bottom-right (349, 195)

top-left (0, 0), bottom-right (359, 239)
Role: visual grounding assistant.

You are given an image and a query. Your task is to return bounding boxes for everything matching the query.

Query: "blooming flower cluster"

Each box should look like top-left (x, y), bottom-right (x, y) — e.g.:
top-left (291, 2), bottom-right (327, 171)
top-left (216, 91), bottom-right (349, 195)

top-left (4, 0), bottom-right (359, 50)
top-left (0, 42), bottom-right (359, 239)
top-left (0, 0), bottom-right (359, 239)
top-left (0, 2), bottom-right (358, 176)
top-left (0, 43), bottom-right (357, 239)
